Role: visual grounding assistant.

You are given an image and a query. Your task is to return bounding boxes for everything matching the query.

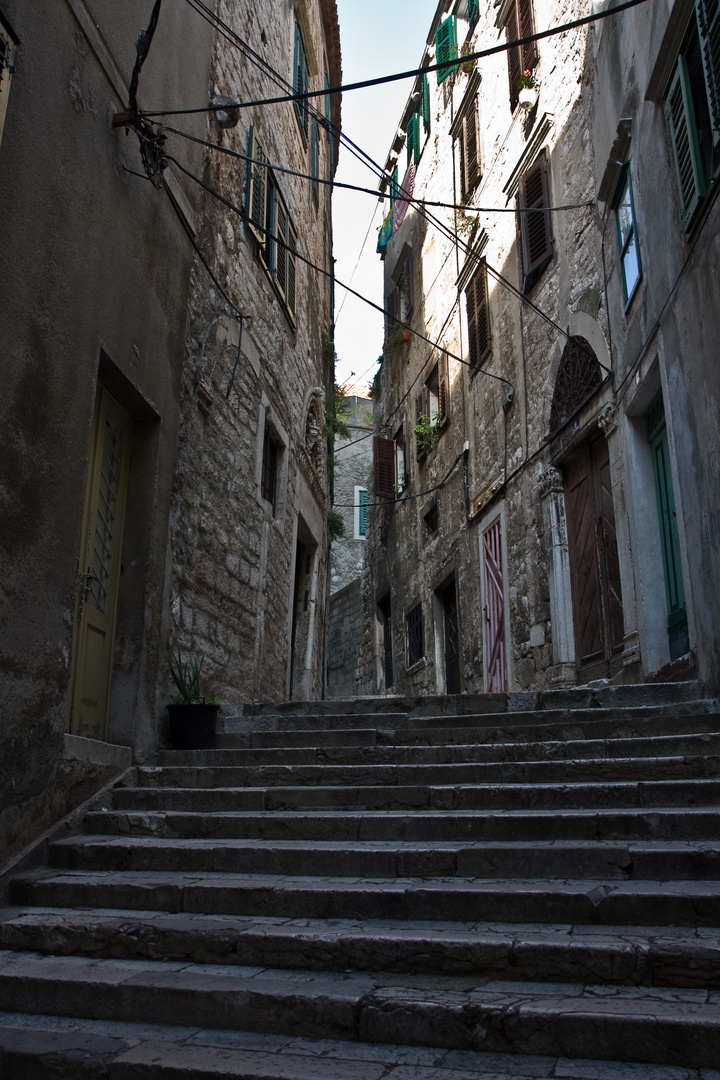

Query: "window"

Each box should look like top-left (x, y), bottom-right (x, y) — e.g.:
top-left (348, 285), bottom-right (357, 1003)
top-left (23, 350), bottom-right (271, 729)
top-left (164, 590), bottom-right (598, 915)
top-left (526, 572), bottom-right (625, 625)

top-left (466, 261), bottom-right (491, 373)
top-left (406, 603), bottom-right (425, 667)
top-left (613, 166), bottom-right (642, 305)
top-left (294, 21), bottom-right (309, 140)
top-left (423, 499), bottom-right (439, 537)
top-left (388, 253), bottom-right (413, 326)
top-left (261, 424), bottom-right (280, 511)
top-left (458, 94), bottom-right (481, 202)
top-left (502, 0), bottom-right (538, 110)
top-left (246, 127), bottom-right (298, 322)
top-left (0, 12), bottom-right (17, 151)
top-left (468, 0), bottom-right (479, 29)
top-left (415, 358), bottom-right (448, 458)
top-left (435, 15), bottom-right (458, 84)
top-left (373, 423), bottom-right (406, 500)
top-left (354, 487), bottom-right (368, 538)
top-left (666, 3), bottom-right (720, 233)
top-left (406, 112), bottom-right (420, 167)
top-left (421, 74), bottom-right (431, 136)
top-left (518, 149), bottom-right (554, 292)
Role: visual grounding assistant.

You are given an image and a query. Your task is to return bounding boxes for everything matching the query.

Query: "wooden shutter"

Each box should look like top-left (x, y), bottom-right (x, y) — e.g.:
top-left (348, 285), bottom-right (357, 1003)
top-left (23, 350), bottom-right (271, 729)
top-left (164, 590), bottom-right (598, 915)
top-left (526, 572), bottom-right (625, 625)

top-left (276, 199), bottom-right (288, 299)
top-left (246, 127), bottom-right (267, 245)
top-left (421, 74), bottom-right (431, 134)
top-left (519, 151), bottom-right (554, 280)
top-left (435, 16), bottom-right (457, 84)
top-left (466, 263), bottom-right (490, 372)
top-left (505, 0), bottom-right (537, 109)
top-left (374, 436), bottom-right (395, 499)
top-left (666, 57), bottom-right (706, 229)
top-left (696, 0), bottom-right (720, 146)
top-left (287, 223), bottom-right (297, 317)
top-left (461, 97), bottom-right (481, 199)
top-left (406, 113), bottom-right (419, 166)
top-left (438, 354), bottom-right (449, 423)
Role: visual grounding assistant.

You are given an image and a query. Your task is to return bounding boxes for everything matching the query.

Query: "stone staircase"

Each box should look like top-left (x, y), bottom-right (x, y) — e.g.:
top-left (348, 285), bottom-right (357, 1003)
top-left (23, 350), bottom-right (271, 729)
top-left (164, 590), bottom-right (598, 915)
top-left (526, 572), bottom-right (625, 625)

top-left (1, 683), bottom-right (720, 1078)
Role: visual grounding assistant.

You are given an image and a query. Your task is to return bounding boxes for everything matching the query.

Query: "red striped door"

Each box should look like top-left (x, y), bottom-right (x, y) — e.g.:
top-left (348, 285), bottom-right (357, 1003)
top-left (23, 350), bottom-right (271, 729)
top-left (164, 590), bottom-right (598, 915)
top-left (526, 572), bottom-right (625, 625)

top-left (483, 515), bottom-right (507, 692)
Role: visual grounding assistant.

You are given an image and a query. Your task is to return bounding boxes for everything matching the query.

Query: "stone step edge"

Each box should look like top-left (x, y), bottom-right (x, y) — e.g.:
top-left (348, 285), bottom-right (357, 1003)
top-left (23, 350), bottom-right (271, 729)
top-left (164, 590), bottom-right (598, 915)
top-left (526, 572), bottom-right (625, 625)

top-left (1, 907), bottom-right (719, 986)
top-left (1, 1012), bottom-right (710, 1080)
top-left (0, 951), bottom-right (719, 1068)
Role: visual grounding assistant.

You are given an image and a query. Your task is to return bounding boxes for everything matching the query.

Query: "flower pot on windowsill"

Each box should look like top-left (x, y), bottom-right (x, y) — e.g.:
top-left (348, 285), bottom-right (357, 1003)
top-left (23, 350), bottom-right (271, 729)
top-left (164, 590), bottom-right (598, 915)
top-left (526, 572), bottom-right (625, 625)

top-left (518, 87), bottom-right (538, 111)
top-left (401, 328), bottom-right (412, 343)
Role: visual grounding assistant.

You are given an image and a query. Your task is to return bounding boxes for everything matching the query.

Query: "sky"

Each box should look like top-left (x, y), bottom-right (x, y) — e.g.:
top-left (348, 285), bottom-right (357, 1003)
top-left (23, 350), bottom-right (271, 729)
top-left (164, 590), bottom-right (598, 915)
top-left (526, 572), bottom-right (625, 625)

top-left (332, 0), bottom-right (440, 393)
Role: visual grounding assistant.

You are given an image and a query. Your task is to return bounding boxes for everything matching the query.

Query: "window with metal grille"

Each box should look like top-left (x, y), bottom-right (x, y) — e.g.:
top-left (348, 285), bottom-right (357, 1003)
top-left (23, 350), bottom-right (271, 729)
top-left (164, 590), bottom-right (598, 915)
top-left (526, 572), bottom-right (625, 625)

top-left (406, 603), bottom-right (424, 666)
top-left (503, 0), bottom-right (538, 111)
top-left (518, 150), bottom-right (554, 292)
top-left (245, 127), bottom-right (298, 323)
top-left (466, 261), bottom-right (491, 373)
top-left (665, 3), bottom-right (720, 234)
top-left (261, 425), bottom-right (279, 512)
top-left (293, 21), bottom-right (309, 140)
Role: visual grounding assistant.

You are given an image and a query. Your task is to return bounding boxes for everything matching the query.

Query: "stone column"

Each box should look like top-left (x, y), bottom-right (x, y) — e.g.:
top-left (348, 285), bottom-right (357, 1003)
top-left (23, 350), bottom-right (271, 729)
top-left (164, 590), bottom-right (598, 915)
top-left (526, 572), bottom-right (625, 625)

top-left (537, 466), bottom-right (576, 688)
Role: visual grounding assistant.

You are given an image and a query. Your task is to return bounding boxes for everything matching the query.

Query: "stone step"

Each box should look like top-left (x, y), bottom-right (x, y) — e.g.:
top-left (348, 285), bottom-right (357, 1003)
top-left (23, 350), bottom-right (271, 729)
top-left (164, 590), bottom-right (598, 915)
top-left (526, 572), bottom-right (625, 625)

top-left (219, 727), bottom-right (379, 749)
top-left (46, 835), bottom-right (720, 880)
top-left (138, 754), bottom-right (720, 789)
top-left (167, 729), bottom-right (720, 767)
top-left (110, 777), bottom-right (720, 812)
top-left (80, 806), bottom-right (720, 843)
top-left (2, 1013), bottom-right (712, 1080)
top-left (0, 950), bottom-right (718, 1068)
top-left (11, 870), bottom-right (720, 926)
top-left (222, 697), bottom-right (718, 735)
top-left (2, 907), bottom-right (719, 987)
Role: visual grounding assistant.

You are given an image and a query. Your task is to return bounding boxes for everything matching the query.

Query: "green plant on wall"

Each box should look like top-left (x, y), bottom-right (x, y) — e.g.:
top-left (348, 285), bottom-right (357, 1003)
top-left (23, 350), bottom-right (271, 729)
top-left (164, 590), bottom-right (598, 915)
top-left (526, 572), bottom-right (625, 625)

top-left (414, 413), bottom-right (441, 454)
top-left (327, 508), bottom-right (345, 541)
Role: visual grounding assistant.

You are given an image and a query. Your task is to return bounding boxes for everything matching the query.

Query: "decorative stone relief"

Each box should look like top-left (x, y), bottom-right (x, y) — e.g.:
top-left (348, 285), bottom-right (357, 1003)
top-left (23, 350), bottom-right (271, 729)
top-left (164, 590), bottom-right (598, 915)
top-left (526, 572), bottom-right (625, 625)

top-left (598, 402), bottom-right (618, 438)
top-left (536, 466), bottom-right (564, 500)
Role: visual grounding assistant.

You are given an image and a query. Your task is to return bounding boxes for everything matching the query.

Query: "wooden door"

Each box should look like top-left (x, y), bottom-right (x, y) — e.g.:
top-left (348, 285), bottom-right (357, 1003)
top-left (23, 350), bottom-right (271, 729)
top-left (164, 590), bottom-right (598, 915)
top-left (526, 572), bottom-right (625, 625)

top-left (482, 516), bottom-right (507, 692)
top-left (564, 435), bottom-right (623, 681)
top-left (441, 580), bottom-right (461, 694)
top-left (69, 388), bottom-right (132, 740)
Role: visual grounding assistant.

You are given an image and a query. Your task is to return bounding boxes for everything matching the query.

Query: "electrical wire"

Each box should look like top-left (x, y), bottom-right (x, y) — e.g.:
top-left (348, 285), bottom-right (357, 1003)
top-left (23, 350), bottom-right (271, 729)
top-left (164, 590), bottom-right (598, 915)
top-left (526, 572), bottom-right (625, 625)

top-left (142, 0), bottom-right (653, 118)
top-left (333, 452), bottom-right (465, 509)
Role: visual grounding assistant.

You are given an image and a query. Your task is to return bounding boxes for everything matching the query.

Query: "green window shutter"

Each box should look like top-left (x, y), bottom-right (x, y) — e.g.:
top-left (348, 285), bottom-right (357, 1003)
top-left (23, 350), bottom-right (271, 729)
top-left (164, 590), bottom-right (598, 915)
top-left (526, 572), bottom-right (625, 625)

top-left (421, 74), bottom-right (430, 134)
top-left (406, 113), bottom-right (419, 166)
top-left (276, 200), bottom-right (288, 299)
top-left (695, 0), bottom-right (720, 146)
top-left (294, 22), bottom-right (308, 136)
top-left (435, 16), bottom-right (457, 84)
top-left (358, 489), bottom-right (368, 536)
top-left (391, 166), bottom-right (399, 206)
top-left (246, 126), bottom-right (267, 245)
top-left (468, 0), bottom-right (479, 28)
top-left (666, 57), bottom-right (706, 229)
top-left (287, 223), bottom-right (297, 318)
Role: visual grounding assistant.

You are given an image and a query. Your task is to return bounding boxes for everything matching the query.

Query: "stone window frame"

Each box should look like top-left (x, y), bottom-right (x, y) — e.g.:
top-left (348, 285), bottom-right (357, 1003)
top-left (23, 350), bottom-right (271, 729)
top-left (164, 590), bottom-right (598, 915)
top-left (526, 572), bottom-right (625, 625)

top-left (245, 127), bottom-right (298, 327)
top-left (255, 395), bottom-right (289, 528)
top-left (612, 164), bottom-right (643, 308)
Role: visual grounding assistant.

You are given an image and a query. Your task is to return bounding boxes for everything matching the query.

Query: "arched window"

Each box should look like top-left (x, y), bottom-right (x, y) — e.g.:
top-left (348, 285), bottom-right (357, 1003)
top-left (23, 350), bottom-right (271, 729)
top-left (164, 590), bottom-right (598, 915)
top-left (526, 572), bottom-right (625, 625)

top-left (549, 336), bottom-right (602, 435)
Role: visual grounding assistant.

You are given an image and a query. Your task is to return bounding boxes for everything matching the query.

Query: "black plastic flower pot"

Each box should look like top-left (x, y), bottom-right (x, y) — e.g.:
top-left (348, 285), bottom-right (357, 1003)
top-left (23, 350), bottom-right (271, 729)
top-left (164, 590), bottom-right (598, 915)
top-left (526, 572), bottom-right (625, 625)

top-left (167, 703), bottom-right (219, 750)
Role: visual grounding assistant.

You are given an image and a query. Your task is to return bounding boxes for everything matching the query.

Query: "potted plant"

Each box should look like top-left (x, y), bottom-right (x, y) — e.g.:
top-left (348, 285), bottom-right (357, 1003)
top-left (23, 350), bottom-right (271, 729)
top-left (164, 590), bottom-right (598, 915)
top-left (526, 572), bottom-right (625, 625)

top-left (166, 650), bottom-right (219, 750)
top-left (460, 41), bottom-right (477, 74)
top-left (516, 69), bottom-right (539, 110)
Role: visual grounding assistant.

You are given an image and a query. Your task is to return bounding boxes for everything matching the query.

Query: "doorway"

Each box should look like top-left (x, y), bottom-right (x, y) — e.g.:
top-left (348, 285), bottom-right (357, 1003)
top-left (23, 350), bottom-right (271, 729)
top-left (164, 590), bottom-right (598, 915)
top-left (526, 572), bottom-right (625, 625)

top-left (563, 433), bottom-right (624, 682)
top-left (69, 387), bottom-right (132, 740)
top-left (289, 518), bottom-right (319, 700)
top-left (440, 579), bottom-right (461, 694)
top-left (482, 515), bottom-right (507, 692)
top-left (377, 593), bottom-right (393, 691)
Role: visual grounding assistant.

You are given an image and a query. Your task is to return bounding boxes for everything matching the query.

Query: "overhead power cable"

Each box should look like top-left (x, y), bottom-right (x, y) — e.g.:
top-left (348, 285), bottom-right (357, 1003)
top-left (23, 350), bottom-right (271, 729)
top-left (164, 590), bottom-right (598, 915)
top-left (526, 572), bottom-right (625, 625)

top-left (157, 123), bottom-right (593, 214)
top-left (142, 0), bottom-right (652, 118)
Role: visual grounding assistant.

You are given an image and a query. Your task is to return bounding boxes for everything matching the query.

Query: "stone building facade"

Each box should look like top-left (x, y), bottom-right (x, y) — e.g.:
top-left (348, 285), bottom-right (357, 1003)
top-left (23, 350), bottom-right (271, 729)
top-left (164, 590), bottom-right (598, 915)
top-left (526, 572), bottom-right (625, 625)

top-left (363, 0), bottom-right (718, 697)
top-left (166, 0), bottom-right (341, 705)
top-left (326, 394), bottom-right (373, 697)
top-left (0, 0), bottom-right (340, 862)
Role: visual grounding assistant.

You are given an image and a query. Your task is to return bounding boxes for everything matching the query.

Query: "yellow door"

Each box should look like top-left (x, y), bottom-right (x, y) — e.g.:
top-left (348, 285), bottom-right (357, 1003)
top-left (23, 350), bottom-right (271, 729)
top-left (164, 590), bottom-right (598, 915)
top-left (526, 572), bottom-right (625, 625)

top-left (69, 387), bottom-right (132, 740)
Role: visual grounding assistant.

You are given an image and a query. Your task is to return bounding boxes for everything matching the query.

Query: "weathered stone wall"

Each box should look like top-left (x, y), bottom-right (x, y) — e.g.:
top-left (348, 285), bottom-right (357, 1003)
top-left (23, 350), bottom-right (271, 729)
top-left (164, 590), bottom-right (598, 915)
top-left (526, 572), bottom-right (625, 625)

top-left (330, 395), bottom-right (373, 594)
top-left (165, 0), bottom-right (340, 704)
top-left (364, 0), bottom-right (611, 695)
top-left (0, 0), bottom-right (213, 860)
top-left (326, 578), bottom-right (364, 697)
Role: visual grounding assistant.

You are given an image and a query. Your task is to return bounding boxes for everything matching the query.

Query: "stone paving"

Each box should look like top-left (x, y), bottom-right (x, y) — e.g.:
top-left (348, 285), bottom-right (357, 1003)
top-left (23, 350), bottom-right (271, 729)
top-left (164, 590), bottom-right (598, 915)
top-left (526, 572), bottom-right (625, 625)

top-left (1, 684), bottom-right (720, 1077)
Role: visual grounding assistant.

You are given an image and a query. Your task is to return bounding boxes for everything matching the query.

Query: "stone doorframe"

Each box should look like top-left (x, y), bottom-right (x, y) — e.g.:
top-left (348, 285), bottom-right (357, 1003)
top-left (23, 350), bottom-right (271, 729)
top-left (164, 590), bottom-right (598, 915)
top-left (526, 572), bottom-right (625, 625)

top-left (537, 404), bottom-right (642, 689)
